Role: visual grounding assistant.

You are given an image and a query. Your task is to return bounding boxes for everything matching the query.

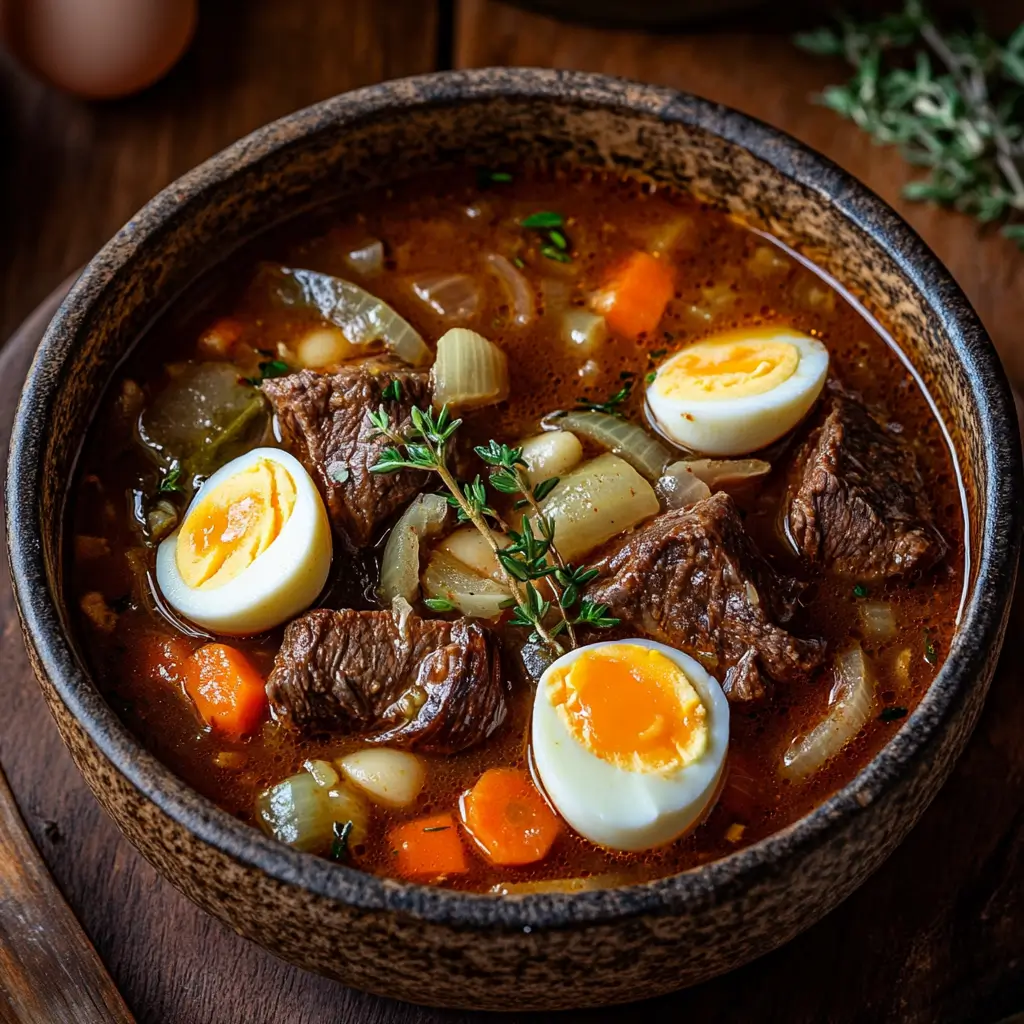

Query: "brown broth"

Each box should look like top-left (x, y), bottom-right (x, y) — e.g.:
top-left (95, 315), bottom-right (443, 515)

top-left (68, 167), bottom-right (964, 892)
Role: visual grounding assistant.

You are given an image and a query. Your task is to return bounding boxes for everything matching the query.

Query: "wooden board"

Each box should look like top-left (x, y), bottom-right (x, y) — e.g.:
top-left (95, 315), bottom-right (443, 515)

top-left (1, 2), bottom-right (1022, 1021)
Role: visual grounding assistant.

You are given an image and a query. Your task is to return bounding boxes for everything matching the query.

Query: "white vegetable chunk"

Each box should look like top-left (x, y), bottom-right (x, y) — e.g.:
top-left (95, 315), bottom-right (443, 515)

top-left (437, 525), bottom-right (507, 582)
top-left (295, 326), bottom-right (361, 369)
top-left (535, 454), bottom-right (659, 562)
top-left (338, 749), bottom-right (426, 809)
top-left (421, 549), bottom-right (509, 619)
top-left (518, 431), bottom-right (583, 486)
top-left (379, 493), bottom-right (450, 604)
top-left (432, 328), bottom-right (510, 410)
top-left (256, 771), bottom-right (369, 854)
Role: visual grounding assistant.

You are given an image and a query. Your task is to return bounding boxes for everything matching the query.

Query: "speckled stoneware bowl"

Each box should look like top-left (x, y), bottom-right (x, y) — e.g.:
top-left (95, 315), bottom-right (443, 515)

top-left (6, 69), bottom-right (1022, 1010)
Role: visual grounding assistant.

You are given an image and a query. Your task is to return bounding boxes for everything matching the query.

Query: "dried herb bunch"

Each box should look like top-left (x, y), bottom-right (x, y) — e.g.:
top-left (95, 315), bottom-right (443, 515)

top-left (796, 1), bottom-right (1024, 245)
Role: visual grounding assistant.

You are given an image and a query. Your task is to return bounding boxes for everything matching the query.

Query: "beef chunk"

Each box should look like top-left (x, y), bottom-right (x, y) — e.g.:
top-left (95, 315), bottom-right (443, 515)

top-left (586, 493), bottom-right (825, 702)
top-left (262, 361), bottom-right (430, 549)
top-left (266, 608), bottom-right (506, 753)
top-left (786, 391), bottom-right (946, 581)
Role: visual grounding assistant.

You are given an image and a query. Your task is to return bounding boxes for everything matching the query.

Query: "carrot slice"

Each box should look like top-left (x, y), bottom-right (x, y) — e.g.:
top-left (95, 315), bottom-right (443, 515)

top-left (183, 643), bottom-right (266, 740)
top-left (390, 813), bottom-right (468, 880)
top-left (595, 251), bottom-right (675, 340)
top-left (461, 768), bottom-right (560, 866)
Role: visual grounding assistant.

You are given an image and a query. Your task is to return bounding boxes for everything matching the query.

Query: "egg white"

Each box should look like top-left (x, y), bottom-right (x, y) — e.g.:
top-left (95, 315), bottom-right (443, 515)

top-left (531, 639), bottom-right (730, 852)
top-left (646, 329), bottom-right (829, 456)
top-left (156, 447), bottom-right (332, 635)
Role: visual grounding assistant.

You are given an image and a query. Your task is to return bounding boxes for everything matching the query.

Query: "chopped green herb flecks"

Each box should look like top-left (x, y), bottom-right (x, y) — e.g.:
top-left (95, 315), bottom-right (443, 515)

top-left (879, 706), bottom-right (908, 722)
top-left (424, 597), bottom-right (457, 614)
top-left (540, 245), bottom-right (572, 264)
top-left (477, 169), bottom-right (513, 187)
top-left (157, 463), bottom-right (183, 495)
top-left (381, 379), bottom-right (403, 403)
top-left (330, 820), bottom-right (353, 862)
top-left (645, 371), bottom-right (657, 385)
top-left (853, 583), bottom-right (869, 598)
top-left (576, 378), bottom-right (633, 416)
top-left (512, 256), bottom-right (525, 269)
top-left (924, 630), bottom-right (938, 665)
top-left (520, 211), bottom-right (564, 229)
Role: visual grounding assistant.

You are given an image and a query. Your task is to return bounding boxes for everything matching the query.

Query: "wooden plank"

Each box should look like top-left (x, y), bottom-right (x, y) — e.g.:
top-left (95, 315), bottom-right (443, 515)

top-left (0, 3), bottom-right (441, 1022)
top-left (455, 0), bottom-right (1024, 391)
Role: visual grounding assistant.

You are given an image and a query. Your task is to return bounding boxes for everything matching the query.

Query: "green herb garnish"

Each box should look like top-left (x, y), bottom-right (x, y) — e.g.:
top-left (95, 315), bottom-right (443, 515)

top-left (381, 379), bottom-right (403, 403)
top-left (330, 820), bottom-right (353, 862)
top-left (645, 371), bottom-right (657, 385)
top-left (576, 378), bottom-right (634, 416)
top-left (924, 629), bottom-right (938, 664)
top-left (423, 597), bottom-right (457, 613)
top-left (540, 245), bottom-right (573, 264)
top-left (512, 256), bottom-right (526, 269)
top-left (879, 705), bottom-right (909, 722)
top-left (477, 169), bottom-right (513, 187)
top-left (520, 211), bottom-right (564, 229)
top-left (853, 583), bottom-right (869, 598)
top-left (157, 463), bottom-right (183, 495)
top-left (796, 2), bottom-right (1024, 245)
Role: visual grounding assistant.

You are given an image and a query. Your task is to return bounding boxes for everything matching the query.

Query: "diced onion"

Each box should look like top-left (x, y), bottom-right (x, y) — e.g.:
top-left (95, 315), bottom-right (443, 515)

top-left (559, 410), bottom-right (670, 481)
top-left (437, 525), bottom-right (507, 582)
top-left (518, 431), bottom-right (583, 486)
top-left (295, 326), bottom-right (361, 369)
top-left (379, 493), bottom-right (450, 605)
top-left (421, 549), bottom-right (509, 620)
top-left (411, 272), bottom-right (483, 322)
top-left (781, 646), bottom-right (875, 781)
top-left (684, 458), bottom-right (772, 489)
top-left (536, 453), bottom-right (660, 562)
top-left (561, 310), bottom-right (608, 354)
top-left (338, 749), bottom-right (425, 808)
top-left (343, 239), bottom-right (384, 277)
top-left (860, 601), bottom-right (897, 640)
top-left (656, 461), bottom-right (712, 510)
top-left (486, 253), bottom-right (535, 327)
top-left (256, 770), bottom-right (369, 855)
top-left (432, 328), bottom-right (509, 410)
top-left (304, 759), bottom-right (339, 789)
top-left (261, 264), bottom-right (431, 367)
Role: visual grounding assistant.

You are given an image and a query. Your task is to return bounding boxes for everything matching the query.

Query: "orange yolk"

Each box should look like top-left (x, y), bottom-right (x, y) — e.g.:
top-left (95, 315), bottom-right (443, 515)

top-left (546, 645), bottom-right (707, 773)
top-left (656, 328), bottom-right (799, 402)
top-left (176, 459), bottom-right (296, 589)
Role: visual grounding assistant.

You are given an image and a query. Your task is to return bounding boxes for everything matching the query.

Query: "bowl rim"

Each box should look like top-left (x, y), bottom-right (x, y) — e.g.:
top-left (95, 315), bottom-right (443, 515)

top-left (6, 67), bottom-right (1021, 930)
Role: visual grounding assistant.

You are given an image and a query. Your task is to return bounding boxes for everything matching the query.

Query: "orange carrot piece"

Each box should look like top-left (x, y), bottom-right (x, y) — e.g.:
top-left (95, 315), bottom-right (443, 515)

top-left (596, 251), bottom-right (675, 340)
top-left (390, 813), bottom-right (468, 880)
top-left (461, 768), bottom-right (560, 867)
top-left (130, 633), bottom-right (194, 688)
top-left (183, 643), bottom-right (266, 739)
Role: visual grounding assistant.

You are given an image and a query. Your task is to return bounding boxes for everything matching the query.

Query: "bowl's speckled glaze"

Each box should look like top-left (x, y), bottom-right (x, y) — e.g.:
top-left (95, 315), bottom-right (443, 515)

top-left (5, 69), bottom-right (1021, 1011)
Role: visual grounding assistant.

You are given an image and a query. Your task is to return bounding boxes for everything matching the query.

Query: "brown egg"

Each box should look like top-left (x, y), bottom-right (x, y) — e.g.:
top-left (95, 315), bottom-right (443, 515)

top-left (5, 0), bottom-right (197, 99)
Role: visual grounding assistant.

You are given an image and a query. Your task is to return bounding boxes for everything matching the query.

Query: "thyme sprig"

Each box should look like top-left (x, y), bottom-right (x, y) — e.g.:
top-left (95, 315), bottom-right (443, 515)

top-left (796, 2), bottom-right (1024, 245)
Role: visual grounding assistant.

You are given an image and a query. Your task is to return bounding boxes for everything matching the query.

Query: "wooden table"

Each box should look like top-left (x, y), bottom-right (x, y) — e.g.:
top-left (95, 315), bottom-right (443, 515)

top-left (1, 2), bottom-right (1022, 1021)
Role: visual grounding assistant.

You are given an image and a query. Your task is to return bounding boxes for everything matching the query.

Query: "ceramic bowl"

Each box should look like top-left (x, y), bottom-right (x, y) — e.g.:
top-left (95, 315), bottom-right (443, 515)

top-left (6, 69), bottom-right (1021, 1010)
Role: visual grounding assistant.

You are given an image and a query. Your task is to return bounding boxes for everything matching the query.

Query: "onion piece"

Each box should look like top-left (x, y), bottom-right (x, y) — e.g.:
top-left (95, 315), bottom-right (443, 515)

top-left (421, 549), bottom-right (509, 620)
top-left (685, 458), bottom-right (772, 489)
top-left (255, 770), bottom-right (370, 855)
top-left (781, 646), bottom-right (876, 781)
top-left (486, 253), bottom-right (535, 327)
top-left (536, 453), bottom-right (660, 562)
top-left (559, 410), bottom-right (670, 481)
top-left (561, 310), bottom-right (608, 354)
top-left (860, 601), bottom-right (897, 640)
top-left (656, 461), bottom-right (712, 510)
top-left (437, 525), bottom-right (507, 582)
top-left (338, 749), bottom-right (425, 808)
top-left (259, 264), bottom-right (431, 367)
top-left (432, 328), bottom-right (509, 410)
top-left (343, 239), bottom-right (385, 277)
top-left (518, 430), bottom-right (583, 486)
top-left (379, 493), bottom-right (450, 605)
top-left (411, 272), bottom-right (483, 322)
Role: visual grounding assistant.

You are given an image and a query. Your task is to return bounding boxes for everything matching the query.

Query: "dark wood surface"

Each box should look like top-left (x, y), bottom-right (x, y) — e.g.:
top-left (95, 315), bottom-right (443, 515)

top-left (1, 2), bottom-right (1022, 1021)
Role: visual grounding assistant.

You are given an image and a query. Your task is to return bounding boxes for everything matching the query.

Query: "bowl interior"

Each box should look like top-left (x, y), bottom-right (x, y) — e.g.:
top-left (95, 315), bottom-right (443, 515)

top-left (9, 69), bottom-right (1020, 926)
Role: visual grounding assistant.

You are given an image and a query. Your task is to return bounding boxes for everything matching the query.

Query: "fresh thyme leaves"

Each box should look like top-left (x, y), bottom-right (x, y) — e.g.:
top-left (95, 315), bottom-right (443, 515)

top-left (576, 377), bottom-right (634, 416)
top-left (381, 379), bottom-right (403, 402)
top-left (923, 629), bottom-right (938, 664)
top-left (879, 705), bottom-right (909, 722)
top-left (157, 463), bottom-right (184, 494)
top-left (477, 168), bottom-right (513, 187)
top-left (532, 476), bottom-right (560, 502)
top-left (645, 371), bottom-right (657, 385)
top-left (520, 211), bottom-right (564, 229)
top-left (330, 819), bottom-right (354, 862)
top-left (796, 2), bottom-right (1024, 244)
top-left (423, 597), bottom-right (457, 613)
top-left (245, 358), bottom-right (290, 385)
top-left (521, 210), bottom-right (574, 263)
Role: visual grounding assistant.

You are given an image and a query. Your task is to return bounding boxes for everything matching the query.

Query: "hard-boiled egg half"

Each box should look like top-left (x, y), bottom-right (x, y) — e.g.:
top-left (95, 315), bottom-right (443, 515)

top-left (531, 639), bottom-right (729, 852)
top-left (646, 327), bottom-right (829, 456)
top-left (156, 448), bottom-right (332, 635)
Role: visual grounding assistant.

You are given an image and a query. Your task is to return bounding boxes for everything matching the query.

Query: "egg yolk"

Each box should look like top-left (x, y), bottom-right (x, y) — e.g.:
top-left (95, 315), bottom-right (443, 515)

top-left (655, 329), bottom-right (799, 402)
top-left (546, 645), bottom-right (707, 773)
top-left (176, 459), bottom-right (296, 589)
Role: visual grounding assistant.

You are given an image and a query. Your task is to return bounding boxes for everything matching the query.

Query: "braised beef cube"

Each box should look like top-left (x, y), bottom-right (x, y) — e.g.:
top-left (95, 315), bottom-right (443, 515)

top-left (266, 608), bottom-right (506, 753)
top-left (786, 391), bottom-right (946, 581)
top-left (262, 360), bottom-right (430, 550)
top-left (586, 493), bottom-right (825, 702)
